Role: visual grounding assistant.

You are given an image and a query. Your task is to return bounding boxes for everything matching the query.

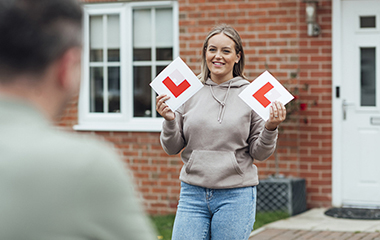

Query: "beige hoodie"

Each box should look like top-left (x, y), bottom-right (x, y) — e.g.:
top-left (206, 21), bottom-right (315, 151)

top-left (160, 77), bottom-right (278, 189)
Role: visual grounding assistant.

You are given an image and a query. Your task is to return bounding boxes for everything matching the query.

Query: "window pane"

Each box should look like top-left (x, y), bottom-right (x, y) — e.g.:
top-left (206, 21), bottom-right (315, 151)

top-left (156, 8), bottom-right (173, 61)
top-left (108, 67), bottom-right (120, 113)
top-left (90, 50), bottom-right (103, 62)
top-left (107, 15), bottom-right (120, 62)
top-left (134, 66), bottom-right (152, 117)
top-left (134, 48), bottom-right (151, 61)
top-left (156, 8), bottom-right (173, 47)
top-left (133, 9), bottom-right (151, 48)
top-left (156, 65), bottom-right (167, 76)
top-left (90, 16), bottom-right (103, 62)
top-left (360, 47), bottom-right (376, 106)
top-left (133, 9), bottom-right (151, 61)
top-left (90, 67), bottom-right (104, 112)
top-left (360, 16), bottom-right (376, 28)
top-left (156, 48), bottom-right (173, 61)
top-left (108, 49), bottom-right (120, 62)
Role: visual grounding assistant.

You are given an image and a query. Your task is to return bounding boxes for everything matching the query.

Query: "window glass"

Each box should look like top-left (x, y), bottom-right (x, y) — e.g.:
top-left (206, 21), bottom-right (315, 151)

top-left (360, 16), bottom-right (376, 28)
top-left (133, 9), bottom-right (152, 61)
top-left (89, 14), bottom-right (121, 114)
top-left (156, 65), bottom-right (166, 76)
top-left (156, 48), bottom-right (173, 61)
top-left (134, 66), bottom-right (152, 117)
top-left (90, 67), bottom-right (104, 112)
top-left (360, 47), bottom-right (376, 106)
top-left (156, 8), bottom-right (173, 44)
top-left (107, 15), bottom-right (120, 62)
top-left (132, 8), bottom-right (174, 118)
top-left (156, 8), bottom-right (173, 61)
top-left (90, 16), bottom-right (103, 62)
top-left (108, 67), bottom-right (120, 113)
top-left (134, 48), bottom-right (151, 61)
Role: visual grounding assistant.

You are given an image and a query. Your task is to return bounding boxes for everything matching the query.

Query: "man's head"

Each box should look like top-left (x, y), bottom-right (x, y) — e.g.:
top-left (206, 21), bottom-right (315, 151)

top-left (0, 0), bottom-right (83, 118)
top-left (0, 0), bottom-right (82, 80)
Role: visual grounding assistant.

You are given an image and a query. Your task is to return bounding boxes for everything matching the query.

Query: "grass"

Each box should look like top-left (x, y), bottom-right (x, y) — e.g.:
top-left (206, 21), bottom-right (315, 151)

top-left (253, 211), bottom-right (290, 230)
top-left (150, 211), bottom-right (289, 240)
top-left (150, 214), bottom-right (176, 240)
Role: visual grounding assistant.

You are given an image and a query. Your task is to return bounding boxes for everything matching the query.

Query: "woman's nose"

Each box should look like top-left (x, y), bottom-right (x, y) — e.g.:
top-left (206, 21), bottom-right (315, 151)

top-left (215, 51), bottom-right (222, 59)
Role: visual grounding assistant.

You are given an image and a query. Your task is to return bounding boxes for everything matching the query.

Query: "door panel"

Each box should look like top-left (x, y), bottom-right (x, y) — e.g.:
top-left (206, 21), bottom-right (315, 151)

top-left (341, 0), bottom-right (380, 207)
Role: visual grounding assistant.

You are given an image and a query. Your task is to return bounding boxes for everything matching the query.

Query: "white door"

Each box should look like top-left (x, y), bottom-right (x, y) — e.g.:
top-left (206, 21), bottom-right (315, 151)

top-left (341, 0), bottom-right (380, 207)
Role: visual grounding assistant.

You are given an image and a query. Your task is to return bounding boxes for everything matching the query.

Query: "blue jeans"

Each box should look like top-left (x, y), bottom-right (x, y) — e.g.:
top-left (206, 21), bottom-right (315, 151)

top-left (172, 182), bottom-right (257, 240)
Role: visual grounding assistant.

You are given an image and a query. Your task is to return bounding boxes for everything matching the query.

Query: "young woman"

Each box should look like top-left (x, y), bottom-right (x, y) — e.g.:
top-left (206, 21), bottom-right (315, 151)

top-left (156, 24), bottom-right (286, 240)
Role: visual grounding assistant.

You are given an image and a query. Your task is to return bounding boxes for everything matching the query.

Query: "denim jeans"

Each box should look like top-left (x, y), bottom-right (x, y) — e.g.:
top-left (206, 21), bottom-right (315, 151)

top-left (172, 182), bottom-right (257, 240)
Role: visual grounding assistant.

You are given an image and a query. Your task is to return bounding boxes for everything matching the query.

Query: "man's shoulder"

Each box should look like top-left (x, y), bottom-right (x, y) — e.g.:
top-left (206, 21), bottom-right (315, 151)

top-left (55, 130), bottom-right (112, 150)
top-left (48, 130), bottom-right (120, 160)
top-left (22, 128), bottom-right (123, 173)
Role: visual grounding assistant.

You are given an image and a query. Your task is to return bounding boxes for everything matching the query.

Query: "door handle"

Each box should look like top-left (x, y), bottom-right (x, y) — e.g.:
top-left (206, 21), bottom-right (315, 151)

top-left (342, 99), bottom-right (354, 120)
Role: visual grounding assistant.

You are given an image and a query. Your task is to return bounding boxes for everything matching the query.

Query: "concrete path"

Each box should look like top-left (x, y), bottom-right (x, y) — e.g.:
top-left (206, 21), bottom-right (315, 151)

top-left (249, 208), bottom-right (380, 240)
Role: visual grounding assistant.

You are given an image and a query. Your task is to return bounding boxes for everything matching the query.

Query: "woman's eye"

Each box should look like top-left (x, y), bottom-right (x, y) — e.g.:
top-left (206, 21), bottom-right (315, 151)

top-left (223, 50), bottom-right (230, 53)
top-left (209, 48), bottom-right (216, 52)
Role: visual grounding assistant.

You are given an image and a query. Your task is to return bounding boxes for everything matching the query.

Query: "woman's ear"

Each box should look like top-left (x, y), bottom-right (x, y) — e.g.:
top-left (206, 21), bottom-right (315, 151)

top-left (235, 51), bottom-right (241, 63)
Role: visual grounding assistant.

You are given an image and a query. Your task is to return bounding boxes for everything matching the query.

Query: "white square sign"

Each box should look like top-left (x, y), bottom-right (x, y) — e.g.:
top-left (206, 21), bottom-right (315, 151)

top-left (150, 57), bottom-right (203, 111)
top-left (239, 70), bottom-right (294, 121)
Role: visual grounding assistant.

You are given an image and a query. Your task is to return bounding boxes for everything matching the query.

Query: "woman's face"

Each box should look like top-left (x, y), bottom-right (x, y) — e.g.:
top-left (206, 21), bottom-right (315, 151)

top-left (205, 33), bottom-right (240, 84)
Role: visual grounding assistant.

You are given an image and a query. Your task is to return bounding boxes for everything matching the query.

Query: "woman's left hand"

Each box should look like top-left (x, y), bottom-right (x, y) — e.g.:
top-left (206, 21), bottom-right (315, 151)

top-left (265, 101), bottom-right (286, 131)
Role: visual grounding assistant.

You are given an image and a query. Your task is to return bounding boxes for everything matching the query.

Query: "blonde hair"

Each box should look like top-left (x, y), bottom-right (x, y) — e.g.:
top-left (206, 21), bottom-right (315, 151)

top-left (199, 24), bottom-right (246, 83)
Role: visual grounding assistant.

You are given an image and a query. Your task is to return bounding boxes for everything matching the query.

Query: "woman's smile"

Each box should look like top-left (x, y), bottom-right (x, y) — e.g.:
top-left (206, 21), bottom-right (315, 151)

top-left (206, 33), bottom-right (240, 84)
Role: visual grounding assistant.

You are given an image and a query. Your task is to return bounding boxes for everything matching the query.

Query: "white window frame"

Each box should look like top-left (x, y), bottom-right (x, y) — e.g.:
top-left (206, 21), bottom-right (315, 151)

top-left (74, 1), bottom-right (179, 132)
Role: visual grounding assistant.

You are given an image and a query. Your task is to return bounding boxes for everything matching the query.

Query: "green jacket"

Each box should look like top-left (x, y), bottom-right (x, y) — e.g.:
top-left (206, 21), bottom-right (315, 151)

top-left (0, 98), bottom-right (156, 240)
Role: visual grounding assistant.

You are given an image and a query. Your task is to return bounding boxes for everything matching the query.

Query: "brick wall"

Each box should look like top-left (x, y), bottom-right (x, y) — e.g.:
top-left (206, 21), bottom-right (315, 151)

top-left (58, 0), bottom-right (333, 214)
top-left (298, 0), bottom-right (332, 207)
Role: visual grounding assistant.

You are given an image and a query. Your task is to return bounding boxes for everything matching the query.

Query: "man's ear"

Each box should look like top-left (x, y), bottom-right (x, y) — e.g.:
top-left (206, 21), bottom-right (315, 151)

top-left (56, 47), bottom-right (82, 92)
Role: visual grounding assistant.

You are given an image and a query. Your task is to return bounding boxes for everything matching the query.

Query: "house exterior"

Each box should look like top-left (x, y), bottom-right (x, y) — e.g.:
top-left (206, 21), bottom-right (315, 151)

top-left (57, 0), bottom-right (380, 214)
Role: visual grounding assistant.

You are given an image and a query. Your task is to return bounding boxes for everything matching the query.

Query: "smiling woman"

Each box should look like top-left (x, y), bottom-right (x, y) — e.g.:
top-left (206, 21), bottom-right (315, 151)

top-left (198, 24), bottom-right (246, 84)
top-left (156, 24), bottom-right (286, 240)
top-left (205, 33), bottom-right (241, 84)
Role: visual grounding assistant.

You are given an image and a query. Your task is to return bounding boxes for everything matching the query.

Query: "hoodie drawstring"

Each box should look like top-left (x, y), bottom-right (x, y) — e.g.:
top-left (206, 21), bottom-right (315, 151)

top-left (209, 81), bottom-right (232, 124)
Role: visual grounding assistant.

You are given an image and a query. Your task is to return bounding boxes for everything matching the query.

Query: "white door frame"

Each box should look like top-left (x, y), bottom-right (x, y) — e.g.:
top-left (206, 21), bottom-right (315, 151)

top-left (332, 0), bottom-right (344, 207)
top-left (333, 0), bottom-right (380, 207)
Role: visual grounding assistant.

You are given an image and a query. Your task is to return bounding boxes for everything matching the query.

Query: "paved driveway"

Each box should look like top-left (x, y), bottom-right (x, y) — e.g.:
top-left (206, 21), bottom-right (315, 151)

top-left (249, 208), bottom-right (380, 240)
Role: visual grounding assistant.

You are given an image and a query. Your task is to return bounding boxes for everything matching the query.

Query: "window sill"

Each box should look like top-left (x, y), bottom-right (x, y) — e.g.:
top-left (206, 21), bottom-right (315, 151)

top-left (73, 118), bottom-right (164, 132)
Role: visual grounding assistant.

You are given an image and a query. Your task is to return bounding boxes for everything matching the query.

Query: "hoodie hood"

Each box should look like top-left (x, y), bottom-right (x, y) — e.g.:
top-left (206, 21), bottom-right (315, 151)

top-left (204, 76), bottom-right (250, 88)
top-left (204, 76), bottom-right (250, 123)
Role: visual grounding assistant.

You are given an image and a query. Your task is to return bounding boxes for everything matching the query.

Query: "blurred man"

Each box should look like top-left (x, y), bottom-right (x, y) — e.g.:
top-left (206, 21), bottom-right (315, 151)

top-left (0, 0), bottom-right (156, 239)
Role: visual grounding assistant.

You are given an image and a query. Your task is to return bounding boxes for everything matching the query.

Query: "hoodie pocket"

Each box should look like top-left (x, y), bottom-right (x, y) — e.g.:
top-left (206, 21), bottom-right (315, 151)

top-left (184, 150), bottom-right (244, 188)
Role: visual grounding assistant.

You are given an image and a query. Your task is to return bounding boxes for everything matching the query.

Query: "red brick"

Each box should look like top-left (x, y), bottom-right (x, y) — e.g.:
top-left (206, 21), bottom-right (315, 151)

top-left (300, 172), bottom-right (319, 178)
top-left (279, 2), bottom-right (297, 7)
top-left (269, 41), bottom-right (287, 46)
top-left (311, 165), bottom-right (331, 171)
top-left (152, 188), bottom-right (168, 194)
top-left (258, 18), bottom-right (277, 24)
top-left (217, 3), bottom-right (237, 10)
top-left (159, 181), bottom-right (179, 187)
top-left (310, 195), bottom-right (331, 202)
top-left (258, 33), bottom-right (277, 39)
top-left (306, 187), bottom-right (320, 193)
top-left (238, 3), bottom-right (256, 9)
top-left (268, 10), bottom-right (287, 15)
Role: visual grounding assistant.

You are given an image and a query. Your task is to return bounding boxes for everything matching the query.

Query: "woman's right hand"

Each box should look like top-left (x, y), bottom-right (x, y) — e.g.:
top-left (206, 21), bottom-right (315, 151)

top-left (156, 94), bottom-right (175, 121)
